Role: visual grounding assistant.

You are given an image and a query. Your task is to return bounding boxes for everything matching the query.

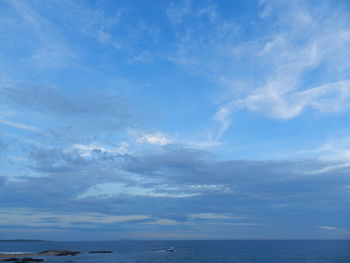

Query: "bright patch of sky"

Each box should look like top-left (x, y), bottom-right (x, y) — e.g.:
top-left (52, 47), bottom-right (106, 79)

top-left (0, 0), bottom-right (350, 240)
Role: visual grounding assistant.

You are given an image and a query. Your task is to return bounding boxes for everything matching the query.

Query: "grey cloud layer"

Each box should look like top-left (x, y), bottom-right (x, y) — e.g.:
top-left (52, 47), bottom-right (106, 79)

top-left (1, 83), bottom-right (130, 122)
top-left (1, 144), bottom-right (349, 235)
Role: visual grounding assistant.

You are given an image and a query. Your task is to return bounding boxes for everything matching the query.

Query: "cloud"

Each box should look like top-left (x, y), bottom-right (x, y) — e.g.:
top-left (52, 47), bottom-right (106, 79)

top-left (298, 135), bottom-right (350, 169)
top-left (319, 226), bottom-right (350, 236)
top-left (0, 83), bottom-right (127, 119)
top-left (141, 218), bottom-right (181, 225)
top-left (163, 0), bottom-right (350, 139)
top-left (5, 0), bottom-right (78, 68)
top-left (320, 226), bottom-right (338, 230)
top-left (137, 132), bottom-right (171, 146)
top-left (0, 208), bottom-right (150, 228)
top-left (25, 0), bottom-right (159, 62)
top-left (188, 213), bottom-right (243, 220)
top-left (9, 142), bottom-right (350, 198)
top-left (78, 182), bottom-right (201, 199)
top-left (1, 143), bottom-right (350, 238)
top-left (0, 118), bottom-right (42, 133)
top-left (213, 107), bottom-right (232, 140)
top-left (224, 80), bottom-right (350, 124)
top-left (166, 0), bottom-right (191, 25)
top-left (72, 142), bottom-right (130, 157)
top-left (209, 222), bottom-right (257, 226)
top-left (0, 81), bottom-right (133, 140)
top-left (0, 0), bottom-right (349, 239)
top-left (164, 1), bottom-right (238, 75)
top-left (213, 1), bottom-right (350, 137)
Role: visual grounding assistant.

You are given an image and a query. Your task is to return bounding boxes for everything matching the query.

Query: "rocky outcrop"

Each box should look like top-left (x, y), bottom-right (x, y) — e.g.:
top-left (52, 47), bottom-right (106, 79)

top-left (88, 251), bottom-right (112, 254)
top-left (2, 258), bottom-right (44, 262)
top-left (18, 258), bottom-right (44, 262)
top-left (38, 250), bottom-right (80, 256)
top-left (0, 250), bottom-right (81, 261)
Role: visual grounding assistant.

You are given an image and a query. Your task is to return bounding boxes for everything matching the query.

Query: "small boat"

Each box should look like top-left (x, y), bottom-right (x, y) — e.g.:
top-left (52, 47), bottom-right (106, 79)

top-left (166, 247), bottom-right (175, 252)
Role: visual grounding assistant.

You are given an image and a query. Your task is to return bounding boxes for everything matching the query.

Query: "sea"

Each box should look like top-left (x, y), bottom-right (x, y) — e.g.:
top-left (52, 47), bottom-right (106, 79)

top-left (0, 240), bottom-right (349, 263)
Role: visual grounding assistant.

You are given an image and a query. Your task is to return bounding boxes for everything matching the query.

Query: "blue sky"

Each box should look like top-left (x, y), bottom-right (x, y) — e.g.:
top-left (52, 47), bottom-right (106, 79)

top-left (0, 0), bottom-right (350, 240)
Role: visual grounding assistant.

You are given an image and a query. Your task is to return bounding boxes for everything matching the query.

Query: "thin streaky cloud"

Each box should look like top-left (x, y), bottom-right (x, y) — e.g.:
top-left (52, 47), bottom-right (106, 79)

top-left (0, 119), bottom-right (42, 133)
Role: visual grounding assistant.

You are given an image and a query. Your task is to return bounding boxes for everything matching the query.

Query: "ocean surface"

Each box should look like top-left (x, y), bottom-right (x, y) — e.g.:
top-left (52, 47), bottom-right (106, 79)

top-left (0, 240), bottom-right (349, 263)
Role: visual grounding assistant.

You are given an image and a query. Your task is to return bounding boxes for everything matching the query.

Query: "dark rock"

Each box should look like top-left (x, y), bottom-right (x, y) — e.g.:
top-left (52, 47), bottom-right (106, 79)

top-left (21, 258), bottom-right (44, 262)
top-left (2, 259), bottom-right (44, 262)
top-left (88, 251), bottom-right (112, 254)
top-left (37, 251), bottom-right (51, 254)
top-left (38, 250), bottom-right (57, 254)
top-left (55, 252), bottom-right (80, 256)
top-left (38, 250), bottom-right (80, 256)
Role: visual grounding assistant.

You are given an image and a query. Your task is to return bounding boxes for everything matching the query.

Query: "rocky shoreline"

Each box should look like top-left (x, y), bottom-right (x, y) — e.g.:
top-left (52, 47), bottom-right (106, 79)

top-left (0, 250), bottom-right (112, 262)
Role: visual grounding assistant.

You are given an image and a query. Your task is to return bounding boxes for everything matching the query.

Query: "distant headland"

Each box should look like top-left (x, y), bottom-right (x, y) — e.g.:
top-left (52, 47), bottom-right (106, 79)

top-left (0, 240), bottom-right (49, 242)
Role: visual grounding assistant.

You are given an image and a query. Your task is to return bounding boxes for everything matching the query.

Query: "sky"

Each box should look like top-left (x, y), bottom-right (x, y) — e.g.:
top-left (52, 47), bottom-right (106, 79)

top-left (0, 0), bottom-right (350, 241)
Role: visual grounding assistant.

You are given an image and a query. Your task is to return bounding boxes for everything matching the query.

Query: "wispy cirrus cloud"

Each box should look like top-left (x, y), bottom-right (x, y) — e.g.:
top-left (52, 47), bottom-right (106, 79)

top-left (212, 0), bottom-right (350, 139)
top-left (0, 80), bottom-right (134, 143)
top-left (0, 118), bottom-right (42, 133)
top-left (166, 0), bottom-right (191, 25)
top-left (299, 135), bottom-right (350, 166)
top-left (163, 1), bottom-right (350, 140)
top-left (4, 0), bottom-right (78, 69)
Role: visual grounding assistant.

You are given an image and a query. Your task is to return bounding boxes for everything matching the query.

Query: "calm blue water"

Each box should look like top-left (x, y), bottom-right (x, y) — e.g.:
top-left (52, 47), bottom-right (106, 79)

top-left (0, 240), bottom-right (349, 263)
